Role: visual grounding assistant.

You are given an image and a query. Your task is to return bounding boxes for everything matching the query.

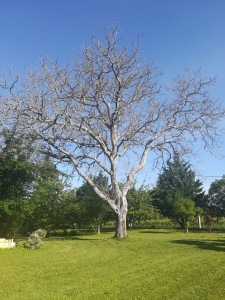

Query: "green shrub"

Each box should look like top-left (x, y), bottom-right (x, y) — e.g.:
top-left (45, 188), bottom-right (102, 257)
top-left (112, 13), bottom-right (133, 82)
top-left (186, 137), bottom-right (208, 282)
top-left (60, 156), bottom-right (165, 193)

top-left (23, 229), bottom-right (47, 249)
top-left (132, 219), bottom-right (175, 229)
top-left (212, 217), bottom-right (225, 229)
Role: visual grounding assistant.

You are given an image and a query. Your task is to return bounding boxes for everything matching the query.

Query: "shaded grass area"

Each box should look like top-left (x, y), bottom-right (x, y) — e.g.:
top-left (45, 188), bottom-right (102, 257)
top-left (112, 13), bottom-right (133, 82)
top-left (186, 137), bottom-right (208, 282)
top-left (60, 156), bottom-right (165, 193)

top-left (0, 229), bottom-right (225, 299)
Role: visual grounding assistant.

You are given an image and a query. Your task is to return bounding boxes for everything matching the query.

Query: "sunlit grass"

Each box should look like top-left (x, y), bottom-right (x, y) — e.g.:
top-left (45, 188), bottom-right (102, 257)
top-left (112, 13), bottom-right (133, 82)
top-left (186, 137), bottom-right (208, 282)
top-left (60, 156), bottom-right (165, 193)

top-left (0, 229), bottom-right (224, 299)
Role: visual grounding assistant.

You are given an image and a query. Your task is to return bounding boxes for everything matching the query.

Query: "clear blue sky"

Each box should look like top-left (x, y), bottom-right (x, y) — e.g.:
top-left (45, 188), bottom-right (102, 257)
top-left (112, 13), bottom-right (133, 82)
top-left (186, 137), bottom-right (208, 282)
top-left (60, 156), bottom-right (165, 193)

top-left (1, 0), bottom-right (225, 191)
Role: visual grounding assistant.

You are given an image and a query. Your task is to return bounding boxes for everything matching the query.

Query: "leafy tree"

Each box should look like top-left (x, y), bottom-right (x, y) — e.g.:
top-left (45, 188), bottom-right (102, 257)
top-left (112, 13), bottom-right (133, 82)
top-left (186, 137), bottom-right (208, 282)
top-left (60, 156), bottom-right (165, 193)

top-left (173, 198), bottom-right (202, 232)
top-left (56, 189), bottom-right (81, 231)
top-left (24, 157), bottom-right (72, 232)
top-left (204, 213), bottom-right (213, 232)
top-left (0, 128), bottom-right (35, 237)
top-left (1, 25), bottom-right (224, 238)
top-left (127, 186), bottom-right (160, 227)
top-left (153, 154), bottom-right (205, 220)
top-left (207, 175), bottom-right (225, 217)
top-left (0, 128), bottom-right (76, 235)
top-left (76, 172), bottom-right (114, 233)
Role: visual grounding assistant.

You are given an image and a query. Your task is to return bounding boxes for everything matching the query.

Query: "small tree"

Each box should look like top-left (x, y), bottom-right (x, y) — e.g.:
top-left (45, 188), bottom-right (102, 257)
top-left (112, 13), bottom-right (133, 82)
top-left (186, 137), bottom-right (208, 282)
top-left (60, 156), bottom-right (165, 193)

top-left (76, 172), bottom-right (114, 233)
top-left (204, 213), bottom-right (213, 232)
top-left (173, 198), bottom-right (202, 232)
top-left (1, 25), bottom-right (224, 238)
top-left (127, 186), bottom-right (159, 227)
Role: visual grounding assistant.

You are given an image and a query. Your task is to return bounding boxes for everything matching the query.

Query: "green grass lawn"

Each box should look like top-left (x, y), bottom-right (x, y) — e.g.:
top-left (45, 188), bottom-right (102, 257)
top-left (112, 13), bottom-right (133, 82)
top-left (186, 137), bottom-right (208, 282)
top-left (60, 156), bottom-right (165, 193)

top-left (0, 229), bottom-right (225, 299)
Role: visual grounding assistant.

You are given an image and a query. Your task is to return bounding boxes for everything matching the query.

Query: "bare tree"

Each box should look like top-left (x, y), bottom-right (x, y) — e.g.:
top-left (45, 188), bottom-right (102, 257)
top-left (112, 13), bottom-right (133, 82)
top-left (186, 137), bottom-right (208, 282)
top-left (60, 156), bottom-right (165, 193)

top-left (0, 25), bottom-right (224, 237)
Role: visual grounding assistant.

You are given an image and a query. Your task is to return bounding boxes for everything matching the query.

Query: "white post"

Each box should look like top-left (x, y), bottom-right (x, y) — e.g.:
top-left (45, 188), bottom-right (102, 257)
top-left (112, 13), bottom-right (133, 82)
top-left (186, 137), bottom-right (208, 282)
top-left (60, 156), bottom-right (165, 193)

top-left (198, 214), bottom-right (202, 229)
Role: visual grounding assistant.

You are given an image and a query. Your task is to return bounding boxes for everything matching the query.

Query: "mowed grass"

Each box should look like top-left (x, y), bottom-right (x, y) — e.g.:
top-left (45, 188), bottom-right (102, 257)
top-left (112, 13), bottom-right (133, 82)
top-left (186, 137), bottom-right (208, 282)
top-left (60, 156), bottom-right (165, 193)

top-left (0, 229), bottom-right (225, 299)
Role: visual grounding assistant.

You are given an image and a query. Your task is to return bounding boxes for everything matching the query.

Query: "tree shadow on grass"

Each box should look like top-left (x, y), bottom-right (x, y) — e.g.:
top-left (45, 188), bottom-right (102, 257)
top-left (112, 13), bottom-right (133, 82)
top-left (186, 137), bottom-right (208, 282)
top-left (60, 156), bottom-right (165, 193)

top-left (58, 237), bottom-right (101, 241)
top-left (172, 239), bottom-right (225, 252)
top-left (139, 230), bottom-right (174, 234)
top-left (46, 236), bottom-right (109, 241)
top-left (46, 232), bottom-right (114, 241)
top-left (139, 228), bottom-right (225, 235)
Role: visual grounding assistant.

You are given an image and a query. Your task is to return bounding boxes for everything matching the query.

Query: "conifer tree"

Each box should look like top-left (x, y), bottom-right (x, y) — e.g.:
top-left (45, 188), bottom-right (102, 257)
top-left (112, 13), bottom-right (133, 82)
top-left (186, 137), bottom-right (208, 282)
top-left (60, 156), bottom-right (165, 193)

top-left (153, 154), bottom-right (205, 219)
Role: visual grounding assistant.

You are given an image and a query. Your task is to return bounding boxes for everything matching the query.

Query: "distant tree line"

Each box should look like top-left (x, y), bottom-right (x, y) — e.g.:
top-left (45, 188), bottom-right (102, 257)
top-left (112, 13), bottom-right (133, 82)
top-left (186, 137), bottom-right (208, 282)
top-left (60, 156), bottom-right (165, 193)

top-left (0, 129), bottom-right (224, 237)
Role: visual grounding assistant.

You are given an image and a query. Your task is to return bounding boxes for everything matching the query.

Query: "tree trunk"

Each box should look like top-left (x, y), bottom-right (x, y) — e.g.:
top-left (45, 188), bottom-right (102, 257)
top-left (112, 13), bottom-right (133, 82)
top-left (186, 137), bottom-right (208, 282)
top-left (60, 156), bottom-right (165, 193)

top-left (115, 211), bottom-right (127, 238)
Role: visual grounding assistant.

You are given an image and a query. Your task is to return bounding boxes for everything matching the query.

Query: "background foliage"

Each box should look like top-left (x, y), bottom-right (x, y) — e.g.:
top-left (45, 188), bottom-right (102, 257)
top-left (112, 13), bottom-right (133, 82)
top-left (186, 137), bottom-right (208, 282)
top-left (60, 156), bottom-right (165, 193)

top-left (0, 131), bottom-right (224, 236)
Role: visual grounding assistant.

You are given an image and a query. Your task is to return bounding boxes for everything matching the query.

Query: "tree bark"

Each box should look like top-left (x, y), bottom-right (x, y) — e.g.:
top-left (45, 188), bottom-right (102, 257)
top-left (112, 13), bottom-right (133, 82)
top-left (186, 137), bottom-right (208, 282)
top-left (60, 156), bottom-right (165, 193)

top-left (115, 211), bottom-right (127, 238)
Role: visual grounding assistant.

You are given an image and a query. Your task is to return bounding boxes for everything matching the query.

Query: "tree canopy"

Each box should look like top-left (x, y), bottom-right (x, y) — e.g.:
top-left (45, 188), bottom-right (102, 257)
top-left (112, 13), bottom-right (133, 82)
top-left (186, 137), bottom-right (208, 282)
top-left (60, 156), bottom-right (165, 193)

top-left (173, 198), bottom-right (202, 232)
top-left (0, 128), bottom-right (36, 236)
top-left (23, 157), bottom-right (71, 232)
top-left (76, 172), bottom-right (114, 233)
top-left (1, 25), bottom-right (224, 237)
top-left (207, 175), bottom-right (225, 217)
top-left (0, 128), bottom-right (72, 235)
top-left (127, 186), bottom-right (159, 227)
